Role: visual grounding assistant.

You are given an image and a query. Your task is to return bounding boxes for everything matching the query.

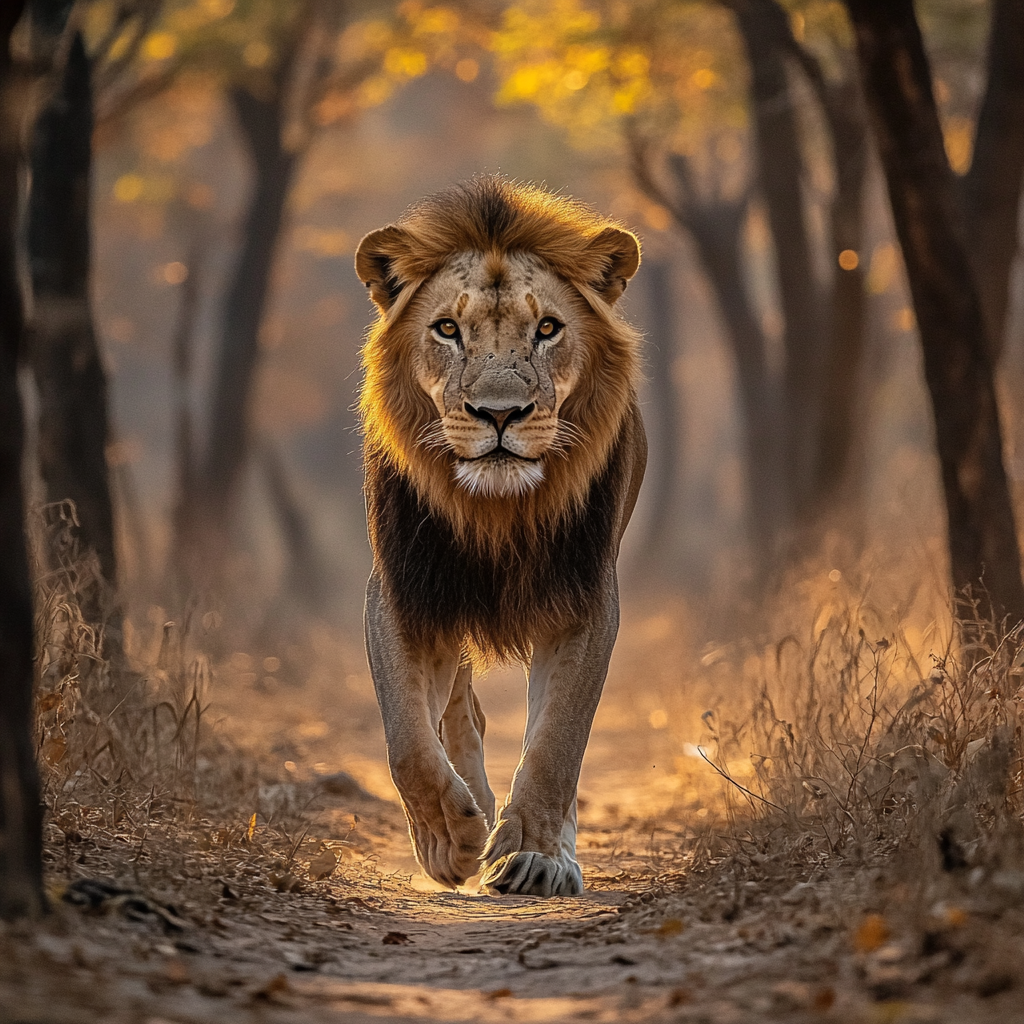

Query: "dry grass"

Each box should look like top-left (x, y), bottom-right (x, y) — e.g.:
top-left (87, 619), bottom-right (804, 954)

top-left (28, 502), bottom-right (1024, 912)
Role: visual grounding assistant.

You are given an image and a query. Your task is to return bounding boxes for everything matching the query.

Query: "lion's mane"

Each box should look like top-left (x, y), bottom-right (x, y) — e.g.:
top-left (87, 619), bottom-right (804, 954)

top-left (360, 176), bottom-right (644, 661)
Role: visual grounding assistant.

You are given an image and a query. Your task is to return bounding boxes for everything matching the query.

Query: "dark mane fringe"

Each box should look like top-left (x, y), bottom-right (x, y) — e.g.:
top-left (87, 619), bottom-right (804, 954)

top-left (365, 430), bottom-right (629, 664)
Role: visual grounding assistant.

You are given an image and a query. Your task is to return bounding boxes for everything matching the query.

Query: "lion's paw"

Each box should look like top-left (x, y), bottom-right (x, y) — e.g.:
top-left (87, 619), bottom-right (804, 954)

top-left (480, 850), bottom-right (583, 897)
top-left (404, 773), bottom-right (489, 888)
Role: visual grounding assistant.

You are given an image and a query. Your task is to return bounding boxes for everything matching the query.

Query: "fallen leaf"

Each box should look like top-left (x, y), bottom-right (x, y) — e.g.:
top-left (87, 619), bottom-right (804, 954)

top-left (382, 931), bottom-right (410, 945)
top-left (656, 918), bottom-right (684, 937)
top-left (486, 988), bottom-right (513, 999)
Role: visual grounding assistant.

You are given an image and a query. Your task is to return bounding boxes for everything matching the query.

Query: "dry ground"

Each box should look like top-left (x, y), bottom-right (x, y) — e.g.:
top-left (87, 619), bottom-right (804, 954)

top-left (5, 604), bottom-right (1024, 1024)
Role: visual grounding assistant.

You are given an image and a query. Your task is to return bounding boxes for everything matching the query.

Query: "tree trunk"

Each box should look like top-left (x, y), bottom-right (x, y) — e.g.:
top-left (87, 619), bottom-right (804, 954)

top-left (844, 0), bottom-right (1024, 627)
top-left (680, 192), bottom-right (789, 571)
top-left (179, 86), bottom-right (296, 587)
top-left (0, 0), bottom-right (46, 921)
top-left (812, 77), bottom-right (869, 507)
top-left (729, 0), bottom-right (823, 511)
top-left (633, 258), bottom-right (682, 575)
top-left (27, 30), bottom-right (120, 642)
top-left (962, 0), bottom-right (1024, 361)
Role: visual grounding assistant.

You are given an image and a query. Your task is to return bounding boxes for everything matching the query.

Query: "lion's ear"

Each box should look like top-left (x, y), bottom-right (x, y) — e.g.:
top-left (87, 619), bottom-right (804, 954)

top-left (586, 227), bottom-right (641, 305)
top-left (355, 226), bottom-right (414, 312)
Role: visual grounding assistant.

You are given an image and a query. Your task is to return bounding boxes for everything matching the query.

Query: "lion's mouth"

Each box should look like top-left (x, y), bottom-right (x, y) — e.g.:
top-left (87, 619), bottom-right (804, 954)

top-left (460, 447), bottom-right (540, 464)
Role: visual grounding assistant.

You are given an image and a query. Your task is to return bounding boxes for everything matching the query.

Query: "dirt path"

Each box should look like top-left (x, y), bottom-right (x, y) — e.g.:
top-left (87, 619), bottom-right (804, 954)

top-left (3, 789), bottom-right (1021, 1024)
top-left (5, 632), bottom-right (1022, 1023)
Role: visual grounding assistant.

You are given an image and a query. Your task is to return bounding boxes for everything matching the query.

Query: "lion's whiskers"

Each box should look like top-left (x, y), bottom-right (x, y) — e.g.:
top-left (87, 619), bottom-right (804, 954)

top-left (417, 420), bottom-right (453, 455)
top-left (550, 420), bottom-right (588, 457)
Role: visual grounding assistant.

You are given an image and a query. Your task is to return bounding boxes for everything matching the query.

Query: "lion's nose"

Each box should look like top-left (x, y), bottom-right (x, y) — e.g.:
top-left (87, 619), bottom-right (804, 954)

top-left (464, 402), bottom-right (535, 432)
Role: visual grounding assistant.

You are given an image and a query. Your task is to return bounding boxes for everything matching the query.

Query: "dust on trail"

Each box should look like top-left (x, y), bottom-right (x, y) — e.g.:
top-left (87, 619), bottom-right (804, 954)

top-left (3, 622), bottom-right (1022, 1023)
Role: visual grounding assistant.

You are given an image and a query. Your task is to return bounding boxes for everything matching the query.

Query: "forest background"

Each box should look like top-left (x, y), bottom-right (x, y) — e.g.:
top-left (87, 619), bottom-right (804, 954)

top-left (0, 0), bottom-right (1023, 962)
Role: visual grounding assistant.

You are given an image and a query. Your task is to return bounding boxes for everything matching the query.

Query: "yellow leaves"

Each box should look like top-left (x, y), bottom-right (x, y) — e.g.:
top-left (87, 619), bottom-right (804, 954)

top-left (455, 58), bottom-right (479, 82)
top-left (490, 0), bottom-right (738, 154)
top-left (383, 46), bottom-right (428, 79)
top-left (144, 31), bottom-right (178, 61)
top-left (113, 174), bottom-right (145, 203)
top-left (247, 812), bottom-right (256, 841)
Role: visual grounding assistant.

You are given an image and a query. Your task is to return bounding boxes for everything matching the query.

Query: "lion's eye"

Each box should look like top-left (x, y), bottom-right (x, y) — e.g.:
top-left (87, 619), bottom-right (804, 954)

top-left (432, 319), bottom-right (461, 342)
top-left (536, 317), bottom-right (563, 340)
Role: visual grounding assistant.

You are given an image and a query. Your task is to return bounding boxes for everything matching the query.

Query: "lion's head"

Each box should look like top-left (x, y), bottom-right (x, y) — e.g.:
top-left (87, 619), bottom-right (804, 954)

top-left (356, 177), bottom-right (642, 549)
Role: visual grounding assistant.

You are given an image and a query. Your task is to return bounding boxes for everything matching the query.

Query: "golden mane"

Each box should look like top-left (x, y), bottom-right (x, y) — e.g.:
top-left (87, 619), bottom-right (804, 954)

top-left (358, 176), bottom-right (642, 556)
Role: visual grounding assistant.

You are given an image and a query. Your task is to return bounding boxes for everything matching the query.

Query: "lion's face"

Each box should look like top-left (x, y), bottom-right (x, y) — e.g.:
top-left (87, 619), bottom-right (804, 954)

top-left (410, 252), bottom-right (586, 497)
top-left (356, 178), bottom-right (642, 540)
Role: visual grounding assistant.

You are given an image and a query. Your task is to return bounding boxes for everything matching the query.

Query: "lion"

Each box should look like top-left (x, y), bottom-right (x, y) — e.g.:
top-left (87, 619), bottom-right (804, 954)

top-left (355, 176), bottom-right (646, 897)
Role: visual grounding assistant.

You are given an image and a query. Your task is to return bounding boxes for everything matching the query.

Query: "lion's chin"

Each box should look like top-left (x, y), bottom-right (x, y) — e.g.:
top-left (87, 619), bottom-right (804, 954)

top-left (452, 454), bottom-right (545, 497)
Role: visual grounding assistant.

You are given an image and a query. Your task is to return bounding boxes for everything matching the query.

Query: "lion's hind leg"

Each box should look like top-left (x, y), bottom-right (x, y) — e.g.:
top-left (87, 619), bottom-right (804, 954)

top-left (440, 660), bottom-right (497, 828)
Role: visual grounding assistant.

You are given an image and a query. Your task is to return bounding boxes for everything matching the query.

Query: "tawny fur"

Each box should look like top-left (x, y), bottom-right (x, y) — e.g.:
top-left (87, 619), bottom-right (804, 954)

top-left (357, 176), bottom-right (645, 662)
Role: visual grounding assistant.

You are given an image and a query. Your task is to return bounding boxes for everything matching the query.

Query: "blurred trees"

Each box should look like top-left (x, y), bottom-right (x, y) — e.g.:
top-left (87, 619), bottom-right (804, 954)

top-left (99, 0), bottom-right (477, 595)
top-left (26, 0), bottom-right (138, 658)
top-left (490, 0), bottom-right (1024, 612)
top-left (844, 0), bottom-right (1024, 627)
top-left (490, 0), bottom-right (872, 579)
top-left (0, 0), bottom-right (45, 921)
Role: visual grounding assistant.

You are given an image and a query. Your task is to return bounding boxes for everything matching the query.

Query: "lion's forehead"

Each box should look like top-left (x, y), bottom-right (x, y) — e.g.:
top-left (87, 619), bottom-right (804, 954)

top-left (427, 252), bottom-right (570, 332)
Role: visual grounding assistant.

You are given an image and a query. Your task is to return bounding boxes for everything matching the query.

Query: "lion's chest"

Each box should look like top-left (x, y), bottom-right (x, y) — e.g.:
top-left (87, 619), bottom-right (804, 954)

top-left (366, 457), bottom-right (617, 661)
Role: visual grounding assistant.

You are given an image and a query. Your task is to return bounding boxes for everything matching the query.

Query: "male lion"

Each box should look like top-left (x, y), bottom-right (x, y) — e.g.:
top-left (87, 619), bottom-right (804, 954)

top-left (355, 176), bottom-right (646, 897)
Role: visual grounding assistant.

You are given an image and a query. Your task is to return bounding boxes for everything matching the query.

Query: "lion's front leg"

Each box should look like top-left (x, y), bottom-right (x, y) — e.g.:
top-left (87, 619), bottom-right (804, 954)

top-left (480, 584), bottom-right (619, 897)
top-left (365, 574), bottom-right (489, 888)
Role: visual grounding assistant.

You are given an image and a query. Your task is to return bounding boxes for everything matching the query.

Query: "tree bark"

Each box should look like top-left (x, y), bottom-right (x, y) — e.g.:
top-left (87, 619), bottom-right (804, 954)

top-left (0, 0), bottom-right (46, 921)
top-left (27, 30), bottom-right (120, 639)
top-left (844, 0), bottom-right (1024, 627)
top-left (962, 0), bottom-right (1024, 361)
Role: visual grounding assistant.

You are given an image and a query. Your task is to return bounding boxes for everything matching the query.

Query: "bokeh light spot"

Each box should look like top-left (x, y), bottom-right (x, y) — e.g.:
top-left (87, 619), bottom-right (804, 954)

top-left (838, 249), bottom-right (859, 271)
top-left (162, 261), bottom-right (188, 285)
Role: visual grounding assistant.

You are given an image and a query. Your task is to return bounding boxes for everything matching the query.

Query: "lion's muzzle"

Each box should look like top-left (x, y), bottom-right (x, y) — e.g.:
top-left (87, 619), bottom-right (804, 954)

top-left (463, 401), bottom-right (537, 455)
